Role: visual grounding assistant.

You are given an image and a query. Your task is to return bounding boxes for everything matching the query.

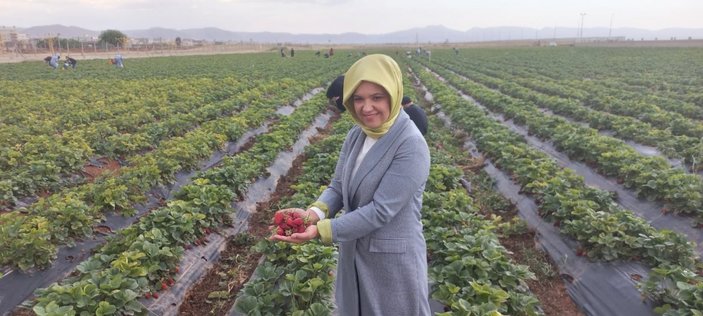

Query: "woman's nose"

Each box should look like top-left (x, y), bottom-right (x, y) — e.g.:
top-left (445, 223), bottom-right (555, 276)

top-left (361, 100), bottom-right (373, 111)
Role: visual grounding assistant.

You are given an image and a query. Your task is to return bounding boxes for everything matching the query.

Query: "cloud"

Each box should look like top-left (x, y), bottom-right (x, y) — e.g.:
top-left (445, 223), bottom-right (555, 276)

top-left (2, 0), bottom-right (702, 34)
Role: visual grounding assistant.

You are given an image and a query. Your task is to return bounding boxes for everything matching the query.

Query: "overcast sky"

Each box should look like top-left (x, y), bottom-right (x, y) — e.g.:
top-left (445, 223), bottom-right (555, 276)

top-left (2, 0), bottom-right (702, 34)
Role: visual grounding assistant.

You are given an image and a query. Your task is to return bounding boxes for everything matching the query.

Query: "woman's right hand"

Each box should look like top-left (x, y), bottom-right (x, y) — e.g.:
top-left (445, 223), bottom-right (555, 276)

top-left (269, 224), bottom-right (319, 244)
top-left (267, 208), bottom-right (320, 242)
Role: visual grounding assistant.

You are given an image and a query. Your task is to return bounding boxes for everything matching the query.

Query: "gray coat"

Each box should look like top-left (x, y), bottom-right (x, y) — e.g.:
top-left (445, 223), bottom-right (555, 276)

top-left (317, 111), bottom-right (431, 315)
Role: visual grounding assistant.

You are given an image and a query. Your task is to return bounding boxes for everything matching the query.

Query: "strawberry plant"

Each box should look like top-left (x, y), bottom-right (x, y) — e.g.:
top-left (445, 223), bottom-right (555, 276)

top-left (0, 213), bottom-right (56, 271)
top-left (90, 178), bottom-right (132, 214)
top-left (33, 191), bottom-right (99, 245)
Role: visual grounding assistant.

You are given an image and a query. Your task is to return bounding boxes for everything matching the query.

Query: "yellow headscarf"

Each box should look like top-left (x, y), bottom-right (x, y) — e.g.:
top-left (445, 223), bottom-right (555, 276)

top-left (343, 54), bottom-right (403, 139)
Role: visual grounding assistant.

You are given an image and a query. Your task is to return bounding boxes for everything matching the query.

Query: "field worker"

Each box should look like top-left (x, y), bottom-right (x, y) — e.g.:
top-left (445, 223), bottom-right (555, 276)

top-left (63, 56), bottom-right (77, 70)
top-left (48, 53), bottom-right (59, 70)
top-left (325, 75), bottom-right (346, 113)
top-left (272, 54), bottom-right (431, 315)
top-left (290, 48), bottom-right (295, 57)
top-left (401, 96), bottom-right (428, 136)
top-left (114, 53), bottom-right (124, 68)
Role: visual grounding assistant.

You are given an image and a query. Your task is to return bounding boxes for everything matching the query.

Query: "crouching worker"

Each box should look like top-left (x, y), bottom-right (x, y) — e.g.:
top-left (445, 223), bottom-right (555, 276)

top-left (63, 56), bottom-right (78, 70)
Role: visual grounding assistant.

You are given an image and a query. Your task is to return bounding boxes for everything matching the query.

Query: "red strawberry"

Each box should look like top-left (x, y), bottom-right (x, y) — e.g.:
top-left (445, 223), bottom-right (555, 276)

top-left (144, 292), bottom-right (152, 299)
top-left (152, 292), bottom-right (159, 299)
top-left (296, 225), bottom-right (306, 233)
top-left (161, 282), bottom-right (168, 290)
top-left (168, 278), bottom-right (175, 286)
top-left (290, 212), bottom-right (300, 219)
top-left (274, 212), bottom-right (284, 225)
top-left (286, 218), bottom-right (295, 227)
top-left (293, 218), bottom-right (304, 226)
top-left (277, 227), bottom-right (285, 236)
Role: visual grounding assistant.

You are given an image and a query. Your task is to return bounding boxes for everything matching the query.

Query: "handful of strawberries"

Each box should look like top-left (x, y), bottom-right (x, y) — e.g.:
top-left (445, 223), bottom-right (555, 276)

top-left (273, 210), bottom-right (309, 236)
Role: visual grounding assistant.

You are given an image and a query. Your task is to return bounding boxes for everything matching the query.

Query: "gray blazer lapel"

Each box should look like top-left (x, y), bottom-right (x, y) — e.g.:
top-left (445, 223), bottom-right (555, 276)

top-left (347, 113), bottom-right (411, 206)
top-left (343, 129), bottom-right (366, 211)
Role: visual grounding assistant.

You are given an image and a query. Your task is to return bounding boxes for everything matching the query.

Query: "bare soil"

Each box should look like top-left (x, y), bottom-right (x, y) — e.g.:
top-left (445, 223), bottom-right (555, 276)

top-left (500, 232), bottom-right (584, 316)
top-left (82, 157), bottom-right (121, 182)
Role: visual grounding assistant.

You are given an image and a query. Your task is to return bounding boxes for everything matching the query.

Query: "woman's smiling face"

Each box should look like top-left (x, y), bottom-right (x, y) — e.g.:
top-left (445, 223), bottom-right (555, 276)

top-left (352, 81), bottom-right (391, 129)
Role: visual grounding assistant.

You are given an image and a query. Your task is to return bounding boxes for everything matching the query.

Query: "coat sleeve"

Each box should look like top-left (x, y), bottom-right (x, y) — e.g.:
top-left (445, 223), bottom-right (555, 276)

top-left (330, 135), bottom-right (430, 243)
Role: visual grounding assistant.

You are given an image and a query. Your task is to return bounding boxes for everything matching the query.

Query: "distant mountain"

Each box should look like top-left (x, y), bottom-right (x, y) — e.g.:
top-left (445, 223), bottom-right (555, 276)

top-left (16, 24), bottom-right (703, 44)
top-left (20, 24), bottom-right (100, 38)
top-left (126, 27), bottom-right (183, 40)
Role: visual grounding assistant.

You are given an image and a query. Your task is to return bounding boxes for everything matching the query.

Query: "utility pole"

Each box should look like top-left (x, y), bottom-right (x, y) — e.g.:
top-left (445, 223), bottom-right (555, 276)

top-left (608, 13), bottom-right (614, 39)
top-left (579, 13), bottom-right (586, 42)
top-left (553, 25), bottom-right (557, 40)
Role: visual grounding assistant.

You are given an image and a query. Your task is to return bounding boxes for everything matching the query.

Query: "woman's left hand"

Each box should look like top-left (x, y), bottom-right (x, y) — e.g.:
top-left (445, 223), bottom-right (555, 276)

top-left (269, 224), bottom-right (319, 244)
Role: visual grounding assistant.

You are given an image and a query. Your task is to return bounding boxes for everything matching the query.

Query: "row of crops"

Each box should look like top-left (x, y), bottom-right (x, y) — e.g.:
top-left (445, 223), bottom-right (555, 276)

top-left (1, 47), bottom-right (701, 315)
top-left (408, 48), bottom-right (703, 315)
top-left (0, 52), bottom-right (353, 314)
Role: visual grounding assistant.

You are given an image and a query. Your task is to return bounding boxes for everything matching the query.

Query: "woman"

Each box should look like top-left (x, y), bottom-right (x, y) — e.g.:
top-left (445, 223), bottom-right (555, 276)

top-left (272, 54), bottom-right (431, 315)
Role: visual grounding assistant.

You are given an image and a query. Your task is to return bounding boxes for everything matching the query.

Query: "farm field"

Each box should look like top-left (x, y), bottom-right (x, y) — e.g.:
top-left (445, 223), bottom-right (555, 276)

top-left (0, 47), bottom-right (702, 316)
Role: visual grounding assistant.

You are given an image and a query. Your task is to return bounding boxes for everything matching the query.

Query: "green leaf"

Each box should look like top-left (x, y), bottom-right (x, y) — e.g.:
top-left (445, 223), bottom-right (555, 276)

top-left (306, 303), bottom-right (331, 316)
top-left (307, 277), bottom-right (324, 290)
top-left (207, 290), bottom-right (230, 300)
top-left (124, 299), bottom-right (145, 313)
top-left (234, 295), bottom-right (258, 314)
top-left (95, 301), bottom-right (117, 316)
top-left (33, 301), bottom-right (76, 316)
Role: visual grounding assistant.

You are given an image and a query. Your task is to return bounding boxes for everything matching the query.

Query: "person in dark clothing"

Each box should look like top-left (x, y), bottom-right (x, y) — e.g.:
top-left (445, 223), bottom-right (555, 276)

top-left (326, 75), bottom-right (346, 113)
top-left (290, 48), bottom-right (295, 57)
top-left (401, 96), bottom-right (428, 135)
top-left (63, 56), bottom-right (77, 69)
